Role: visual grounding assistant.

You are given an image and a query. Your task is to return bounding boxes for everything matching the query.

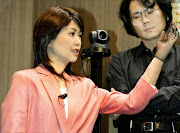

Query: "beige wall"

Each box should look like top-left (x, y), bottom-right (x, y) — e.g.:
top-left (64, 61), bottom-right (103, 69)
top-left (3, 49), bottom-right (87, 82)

top-left (1, 0), bottom-right (180, 132)
top-left (0, 0), bottom-right (34, 127)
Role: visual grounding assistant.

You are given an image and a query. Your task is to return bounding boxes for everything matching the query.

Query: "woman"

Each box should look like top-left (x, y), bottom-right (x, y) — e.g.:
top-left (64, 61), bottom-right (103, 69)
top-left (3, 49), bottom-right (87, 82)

top-left (1, 6), bottom-right (177, 132)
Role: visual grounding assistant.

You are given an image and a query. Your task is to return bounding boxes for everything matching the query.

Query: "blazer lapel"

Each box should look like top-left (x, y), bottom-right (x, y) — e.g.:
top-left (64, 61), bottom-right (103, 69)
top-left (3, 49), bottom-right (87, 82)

top-left (63, 73), bottom-right (82, 132)
top-left (36, 65), bottom-right (68, 133)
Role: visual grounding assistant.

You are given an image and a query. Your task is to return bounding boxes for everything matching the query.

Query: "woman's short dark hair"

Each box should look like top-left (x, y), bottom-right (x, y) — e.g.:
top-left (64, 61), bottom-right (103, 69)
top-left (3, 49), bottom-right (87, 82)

top-left (33, 7), bottom-right (84, 77)
top-left (119, 0), bottom-right (172, 37)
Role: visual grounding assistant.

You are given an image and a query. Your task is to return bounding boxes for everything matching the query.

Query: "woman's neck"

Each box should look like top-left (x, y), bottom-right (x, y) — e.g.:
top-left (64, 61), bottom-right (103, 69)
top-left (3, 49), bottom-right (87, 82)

top-left (55, 74), bottom-right (66, 88)
top-left (50, 61), bottom-right (67, 88)
top-left (50, 61), bottom-right (67, 75)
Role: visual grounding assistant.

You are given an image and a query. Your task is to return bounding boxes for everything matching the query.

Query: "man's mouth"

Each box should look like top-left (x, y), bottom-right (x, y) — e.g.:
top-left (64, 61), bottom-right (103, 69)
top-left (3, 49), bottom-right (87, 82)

top-left (145, 27), bottom-right (154, 32)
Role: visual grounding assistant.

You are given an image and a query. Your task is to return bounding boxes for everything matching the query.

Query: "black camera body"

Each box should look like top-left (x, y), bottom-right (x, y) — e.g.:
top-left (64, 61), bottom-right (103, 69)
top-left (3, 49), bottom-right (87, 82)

top-left (81, 30), bottom-right (111, 59)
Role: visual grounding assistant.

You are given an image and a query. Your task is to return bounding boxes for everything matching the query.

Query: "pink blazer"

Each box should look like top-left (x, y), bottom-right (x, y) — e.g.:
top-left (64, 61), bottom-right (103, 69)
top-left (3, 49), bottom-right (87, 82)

top-left (1, 64), bottom-right (157, 133)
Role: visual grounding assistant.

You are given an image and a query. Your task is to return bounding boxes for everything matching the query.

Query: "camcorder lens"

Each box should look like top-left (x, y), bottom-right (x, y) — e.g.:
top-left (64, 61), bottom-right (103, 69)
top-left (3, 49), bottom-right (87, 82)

top-left (98, 31), bottom-right (107, 40)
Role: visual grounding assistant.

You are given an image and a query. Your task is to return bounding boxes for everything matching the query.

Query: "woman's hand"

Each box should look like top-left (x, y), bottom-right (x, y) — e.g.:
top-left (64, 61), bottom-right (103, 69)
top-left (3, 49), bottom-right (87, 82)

top-left (142, 23), bottom-right (178, 85)
top-left (156, 22), bottom-right (179, 61)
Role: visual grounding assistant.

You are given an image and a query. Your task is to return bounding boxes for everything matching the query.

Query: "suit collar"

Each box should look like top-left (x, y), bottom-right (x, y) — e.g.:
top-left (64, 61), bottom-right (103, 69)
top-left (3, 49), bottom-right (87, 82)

top-left (35, 64), bottom-right (50, 76)
top-left (35, 64), bottom-right (75, 82)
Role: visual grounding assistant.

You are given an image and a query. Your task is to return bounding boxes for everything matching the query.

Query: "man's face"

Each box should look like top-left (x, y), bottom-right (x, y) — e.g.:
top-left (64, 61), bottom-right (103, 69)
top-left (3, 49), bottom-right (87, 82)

top-left (129, 0), bottom-right (167, 41)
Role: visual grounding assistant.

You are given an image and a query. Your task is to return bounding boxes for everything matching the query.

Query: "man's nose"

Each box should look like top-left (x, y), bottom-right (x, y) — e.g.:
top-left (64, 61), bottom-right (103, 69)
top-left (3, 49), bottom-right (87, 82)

top-left (141, 13), bottom-right (150, 24)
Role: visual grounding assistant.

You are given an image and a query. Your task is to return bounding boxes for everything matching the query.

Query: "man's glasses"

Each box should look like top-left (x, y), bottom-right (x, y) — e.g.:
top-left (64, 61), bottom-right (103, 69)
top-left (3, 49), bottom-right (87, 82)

top-left (130, 8), bottom-right (160, 25)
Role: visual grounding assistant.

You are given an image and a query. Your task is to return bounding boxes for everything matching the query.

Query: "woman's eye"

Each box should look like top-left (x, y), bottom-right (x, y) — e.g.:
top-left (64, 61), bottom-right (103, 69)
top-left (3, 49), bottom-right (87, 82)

top-left (70, 32), bottom-right (75, 36)
top-left (79, 34), bottom-right (82, 38)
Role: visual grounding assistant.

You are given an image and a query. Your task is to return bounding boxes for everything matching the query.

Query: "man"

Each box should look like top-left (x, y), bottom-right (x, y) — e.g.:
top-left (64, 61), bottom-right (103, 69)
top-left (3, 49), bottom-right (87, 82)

top-left (107, 0), bottom-right (180, 133)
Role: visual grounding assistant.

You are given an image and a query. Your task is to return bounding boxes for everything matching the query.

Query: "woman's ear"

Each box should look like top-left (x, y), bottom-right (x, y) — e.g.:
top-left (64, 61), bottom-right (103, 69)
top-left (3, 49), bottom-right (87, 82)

top-left (48, 40), bottom-right (54, 47)
top-left (48, 44), bottom-right (52, 48)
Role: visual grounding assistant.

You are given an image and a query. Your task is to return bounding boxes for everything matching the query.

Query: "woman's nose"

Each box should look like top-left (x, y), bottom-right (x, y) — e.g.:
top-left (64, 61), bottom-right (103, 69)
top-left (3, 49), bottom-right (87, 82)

top-left (75, 36), bottom-right (81, 46)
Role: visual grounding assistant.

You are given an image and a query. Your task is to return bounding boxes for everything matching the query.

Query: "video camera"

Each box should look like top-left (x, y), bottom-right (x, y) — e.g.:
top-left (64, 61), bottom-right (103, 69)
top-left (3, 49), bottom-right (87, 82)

top-left (81, 30), bottom-right (111, 59)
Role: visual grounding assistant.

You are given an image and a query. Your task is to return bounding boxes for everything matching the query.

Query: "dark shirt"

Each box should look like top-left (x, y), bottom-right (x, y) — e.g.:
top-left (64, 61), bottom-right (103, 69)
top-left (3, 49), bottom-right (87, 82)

top-left (107, 42), bottom-right (180, 124)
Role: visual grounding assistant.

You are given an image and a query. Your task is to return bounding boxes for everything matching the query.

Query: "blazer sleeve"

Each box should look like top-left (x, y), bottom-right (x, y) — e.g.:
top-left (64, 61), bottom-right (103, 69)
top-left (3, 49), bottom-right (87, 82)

top-left (1, 72), bottom-right (28, 132)
top-left (98, 78), bottom-right (158, 115)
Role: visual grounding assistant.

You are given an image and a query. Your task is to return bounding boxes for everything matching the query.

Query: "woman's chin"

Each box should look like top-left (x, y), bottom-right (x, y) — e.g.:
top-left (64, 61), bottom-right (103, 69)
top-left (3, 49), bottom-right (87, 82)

top-left (70, 58), bottom-right (78, 63)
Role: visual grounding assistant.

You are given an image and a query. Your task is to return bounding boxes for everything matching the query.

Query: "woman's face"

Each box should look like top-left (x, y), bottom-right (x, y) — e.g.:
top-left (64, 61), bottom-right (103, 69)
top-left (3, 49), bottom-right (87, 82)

top-left (129, 0), bottom-right (167, 41)
top-left (47, 20), bottom-right (82, 65)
